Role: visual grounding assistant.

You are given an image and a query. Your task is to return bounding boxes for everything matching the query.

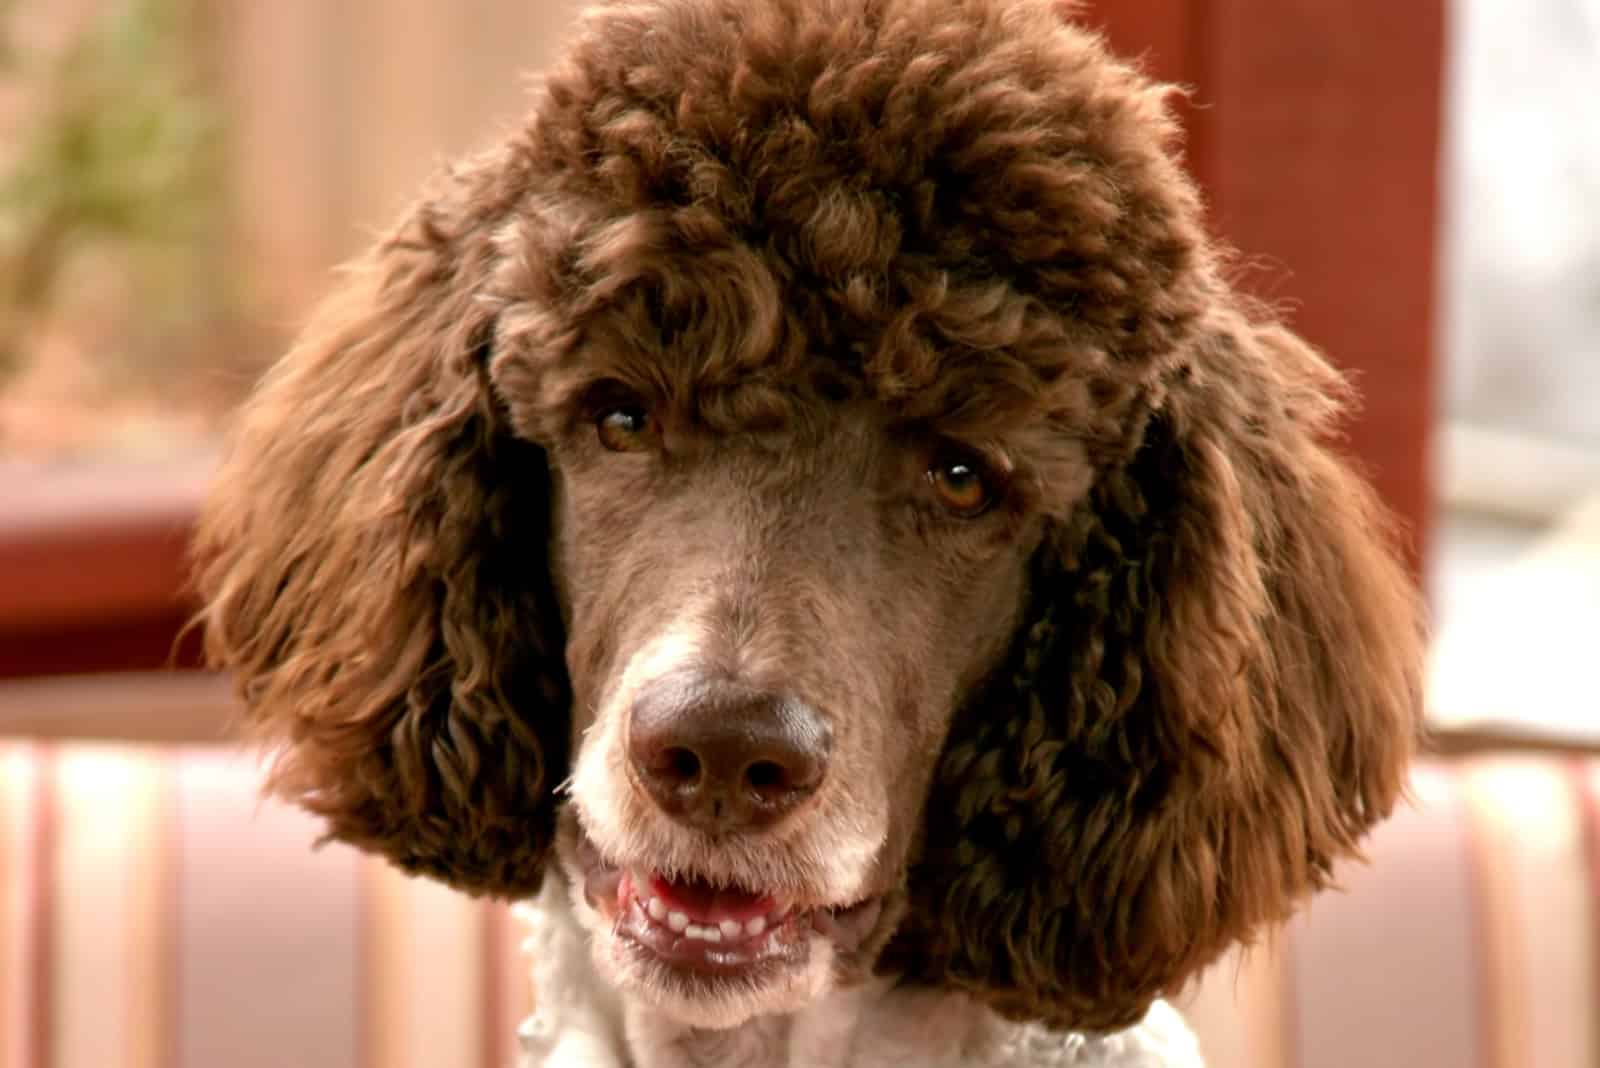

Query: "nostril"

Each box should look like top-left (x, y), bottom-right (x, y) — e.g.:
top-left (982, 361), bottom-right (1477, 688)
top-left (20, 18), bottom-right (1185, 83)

top-left (745, 760), bottom-right (785, 793)
top-left (667, 747), bottom-right (701, 785)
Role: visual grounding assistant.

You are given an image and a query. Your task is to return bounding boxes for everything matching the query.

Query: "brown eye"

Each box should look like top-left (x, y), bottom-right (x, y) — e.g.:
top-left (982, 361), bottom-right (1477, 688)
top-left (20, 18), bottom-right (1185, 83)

top-left (596, 406), bottom-right (659, 452)
top-left (927, 452), bottom-right (995, 517)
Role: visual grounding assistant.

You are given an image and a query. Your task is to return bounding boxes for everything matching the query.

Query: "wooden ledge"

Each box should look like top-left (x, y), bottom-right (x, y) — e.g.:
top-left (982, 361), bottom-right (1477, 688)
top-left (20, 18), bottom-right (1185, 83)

top-left (0, 454), bottom-right (214, 678)
top-left (0, 670), bottom-right (241, 743)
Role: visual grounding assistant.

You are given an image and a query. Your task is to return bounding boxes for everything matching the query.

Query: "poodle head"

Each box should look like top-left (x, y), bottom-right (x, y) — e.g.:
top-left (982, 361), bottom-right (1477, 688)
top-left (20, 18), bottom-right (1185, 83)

top-left (195, 0), bottom-right (1423, 1034)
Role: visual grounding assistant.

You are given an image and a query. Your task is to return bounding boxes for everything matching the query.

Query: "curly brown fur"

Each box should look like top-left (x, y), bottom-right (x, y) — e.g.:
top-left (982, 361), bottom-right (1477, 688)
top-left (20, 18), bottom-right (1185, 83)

top-left (887, 321), bottom-right (1420, 1031)
top-left (193, 155), bottom-right (571, 893)
top-left (194, 0), bottom-right (1423, 1037)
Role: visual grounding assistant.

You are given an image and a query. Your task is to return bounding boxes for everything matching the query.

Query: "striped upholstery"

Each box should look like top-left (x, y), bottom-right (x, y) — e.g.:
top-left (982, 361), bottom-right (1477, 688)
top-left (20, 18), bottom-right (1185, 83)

top-left (2, 744), bottom-right (1596, 1068)
top-left (0, 743), bottom-right (529, 1068)
top-left (1179, 758), bottom-right (1600, 1068)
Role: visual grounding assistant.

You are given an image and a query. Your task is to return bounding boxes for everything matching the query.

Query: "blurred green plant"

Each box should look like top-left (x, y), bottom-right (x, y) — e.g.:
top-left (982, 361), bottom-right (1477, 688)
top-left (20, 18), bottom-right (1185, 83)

top-left (0, 0), bottom-right (222, 379)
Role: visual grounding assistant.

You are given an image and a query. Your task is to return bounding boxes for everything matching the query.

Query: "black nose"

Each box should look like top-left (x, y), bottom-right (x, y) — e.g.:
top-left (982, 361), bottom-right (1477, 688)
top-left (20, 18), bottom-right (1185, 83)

top-left (627, 674), bottom-right (831, 834)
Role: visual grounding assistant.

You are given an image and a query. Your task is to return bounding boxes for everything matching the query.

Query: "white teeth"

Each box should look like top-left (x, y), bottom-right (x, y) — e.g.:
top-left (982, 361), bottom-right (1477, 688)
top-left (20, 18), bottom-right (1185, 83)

top-left (683, 923), bottom-right (723, 943)
top-left (636, 891), bottom-right (784, 941)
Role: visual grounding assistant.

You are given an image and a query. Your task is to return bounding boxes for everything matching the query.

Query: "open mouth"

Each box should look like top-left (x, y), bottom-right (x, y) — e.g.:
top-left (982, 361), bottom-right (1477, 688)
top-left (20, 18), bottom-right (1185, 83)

top-left (616, 870), bottom-right (808, 975)
top-left (575, 831), bottom-right (884, 978)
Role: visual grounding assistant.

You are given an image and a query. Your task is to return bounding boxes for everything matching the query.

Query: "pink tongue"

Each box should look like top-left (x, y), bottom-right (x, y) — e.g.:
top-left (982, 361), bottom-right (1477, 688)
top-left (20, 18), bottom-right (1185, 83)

top-left (649, 873), bottom-right (776, 925)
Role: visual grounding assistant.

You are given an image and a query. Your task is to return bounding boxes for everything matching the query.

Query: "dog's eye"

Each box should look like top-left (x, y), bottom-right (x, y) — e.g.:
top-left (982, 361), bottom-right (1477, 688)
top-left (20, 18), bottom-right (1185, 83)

top-left (596, 406), bottom-right (659, 452)
top-left (927, 450), bottom-right (996, 517)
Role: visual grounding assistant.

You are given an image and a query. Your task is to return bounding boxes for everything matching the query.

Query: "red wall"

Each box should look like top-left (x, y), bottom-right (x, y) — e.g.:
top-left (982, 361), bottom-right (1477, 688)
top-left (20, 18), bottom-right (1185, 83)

top-left (1091, 0), bottom-right (1444, 569)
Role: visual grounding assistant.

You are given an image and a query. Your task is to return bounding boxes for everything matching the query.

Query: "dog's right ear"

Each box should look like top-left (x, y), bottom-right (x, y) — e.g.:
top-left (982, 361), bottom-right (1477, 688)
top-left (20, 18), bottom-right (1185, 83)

top-left (193, 153), bottom-right (569, 897)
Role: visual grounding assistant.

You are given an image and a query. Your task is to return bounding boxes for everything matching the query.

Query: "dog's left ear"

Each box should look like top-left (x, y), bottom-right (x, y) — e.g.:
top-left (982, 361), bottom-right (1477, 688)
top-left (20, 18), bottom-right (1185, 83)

top-left (193, 152), bottom-right (569, 897)
top-left (897, 312), bottom-right (1424, 1030)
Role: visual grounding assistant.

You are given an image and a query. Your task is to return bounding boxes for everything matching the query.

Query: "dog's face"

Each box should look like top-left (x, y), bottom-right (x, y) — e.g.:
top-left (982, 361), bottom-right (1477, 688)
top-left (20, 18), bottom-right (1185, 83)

top-left (196, 0), bottom-right (1423, 1037)
top-left (540, 372), bottom-right (1070, 1023)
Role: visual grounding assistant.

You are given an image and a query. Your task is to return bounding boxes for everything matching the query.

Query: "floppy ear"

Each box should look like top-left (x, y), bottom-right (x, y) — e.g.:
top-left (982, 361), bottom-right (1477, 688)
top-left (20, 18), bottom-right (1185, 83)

top-left (897, 313), bottom-right (1424, 1030)
top-left (193, 155), bottom-right (569, 897)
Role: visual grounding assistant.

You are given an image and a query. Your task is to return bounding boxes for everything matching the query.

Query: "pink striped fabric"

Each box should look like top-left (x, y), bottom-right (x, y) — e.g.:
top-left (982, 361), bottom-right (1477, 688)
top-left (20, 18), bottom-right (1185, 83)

top-left (1, 742), bottom-right (1596, 1068)
top-left (1180, 756), bottom-right (1600, 1068)
top-left (0, 742), bottom-right (527, 1068)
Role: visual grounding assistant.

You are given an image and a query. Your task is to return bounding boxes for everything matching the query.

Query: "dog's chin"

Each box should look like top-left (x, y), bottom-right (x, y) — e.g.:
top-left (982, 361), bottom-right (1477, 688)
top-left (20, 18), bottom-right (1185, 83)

top-left (565, 828), bottom-right (890, 1030)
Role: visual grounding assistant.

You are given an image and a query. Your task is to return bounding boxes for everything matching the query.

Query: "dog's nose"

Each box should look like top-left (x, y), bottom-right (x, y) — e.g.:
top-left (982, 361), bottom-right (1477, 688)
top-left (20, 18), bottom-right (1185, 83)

top-left (627, 675), bottom-right (831, 834)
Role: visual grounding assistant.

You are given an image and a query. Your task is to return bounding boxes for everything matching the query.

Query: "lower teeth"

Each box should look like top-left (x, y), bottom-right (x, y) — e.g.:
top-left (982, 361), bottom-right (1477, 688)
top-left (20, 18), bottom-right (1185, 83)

top-left (639, 898), bottom-right (781, 941)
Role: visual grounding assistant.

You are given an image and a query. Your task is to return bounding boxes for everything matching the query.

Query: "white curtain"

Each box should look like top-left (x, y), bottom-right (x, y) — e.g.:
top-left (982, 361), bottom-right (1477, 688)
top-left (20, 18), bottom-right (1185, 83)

top-left (1443, 0), bottom-right (1600, 448)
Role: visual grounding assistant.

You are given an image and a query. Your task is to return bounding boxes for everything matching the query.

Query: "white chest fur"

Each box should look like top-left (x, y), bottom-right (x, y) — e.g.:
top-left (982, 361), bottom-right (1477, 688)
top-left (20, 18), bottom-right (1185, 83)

top-left (514, 880), bottom-right (1204, 1068)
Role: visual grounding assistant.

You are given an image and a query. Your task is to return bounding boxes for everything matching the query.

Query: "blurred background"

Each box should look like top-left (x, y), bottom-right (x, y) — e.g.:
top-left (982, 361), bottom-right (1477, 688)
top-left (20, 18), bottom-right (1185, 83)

top-left (0, 1), bottom-right (1596, 1067)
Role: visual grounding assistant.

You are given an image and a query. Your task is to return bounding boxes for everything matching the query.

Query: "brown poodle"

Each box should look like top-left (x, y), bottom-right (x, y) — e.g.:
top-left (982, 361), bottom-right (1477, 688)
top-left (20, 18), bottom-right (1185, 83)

top-left (194, 0), bottom-right (1424, 1063)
